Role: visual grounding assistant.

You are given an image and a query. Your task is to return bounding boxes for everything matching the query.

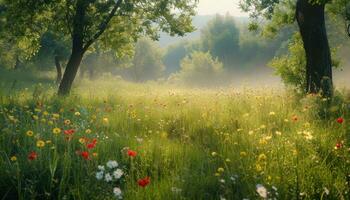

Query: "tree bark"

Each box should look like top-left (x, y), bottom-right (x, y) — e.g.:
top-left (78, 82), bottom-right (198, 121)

top-left (57, 0), bottom-right (87, 96)
top-left (54, 55), bottom-right (62, 84)
top-left (296, 0), bottom-right (333, 97)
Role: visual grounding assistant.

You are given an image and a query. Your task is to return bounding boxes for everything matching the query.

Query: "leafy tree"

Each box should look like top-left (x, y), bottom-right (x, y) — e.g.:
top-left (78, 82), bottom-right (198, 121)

top-left (2, 0), bottom-right (198, 95)
top-left (125, 38), bottom-right (165, 82)
top-left (201, 14), bottom-right (240, 68)
top-left (173, 51), bottom-right (223, 87)
top-left (239, 0), bottom-right (350, 97)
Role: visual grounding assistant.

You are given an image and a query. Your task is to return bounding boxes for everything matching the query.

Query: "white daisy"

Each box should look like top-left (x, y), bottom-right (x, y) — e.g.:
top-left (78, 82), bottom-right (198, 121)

top-left (105, 173), bottom-right (113, 182)
top-left (113, 169), bottom-right (124, 179)
top-left (96, 171), bottom-right (104, 180)
top-left (106, 160), bottom-right (118, 169)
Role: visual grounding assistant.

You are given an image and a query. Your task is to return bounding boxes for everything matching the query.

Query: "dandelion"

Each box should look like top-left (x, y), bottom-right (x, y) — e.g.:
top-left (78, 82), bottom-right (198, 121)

top-left (256, 184), bottom-right (268, 198)
top-left (96, 171), bottom-right (104, 180)
top-left (26, 130), bottom-right (34, 137)
top-left (28, 151), bottom-right (38, 161)
top-left (103, 117), bottom-right (109, 125)
top-left (337, 117), bottom-right (344, 124)
top-left (127, 149), bottom-right (137, 157)
top-left (36, 140), bottom-right (45, 148)
top-left (113, 187), bottom-right (122, 198)
top-left (113, 169), bottom-right (124, 179)
top-left (138, 176), bottom-right (150, 187)
top-left (275, 131), bottom-right (282, 136)
top-left (106, 160), bottom-right (118, 169)
top-left (10, 156), bottom-right (17, 162)
top-left (105, 173), bottom-right (113, 182)
top-left (269, 111), bottom-right (276, 116)
top-left (52, 128), bottom-right (61, 134)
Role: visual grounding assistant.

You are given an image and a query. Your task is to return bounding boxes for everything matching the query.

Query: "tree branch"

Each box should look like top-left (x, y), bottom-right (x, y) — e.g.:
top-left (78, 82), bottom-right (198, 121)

top-left (82, 0), bottom-right (123, 52)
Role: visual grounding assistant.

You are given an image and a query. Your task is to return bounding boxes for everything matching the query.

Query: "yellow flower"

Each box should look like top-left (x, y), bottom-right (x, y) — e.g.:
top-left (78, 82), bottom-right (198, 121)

top-left (211, 152), bottom-right (218, 157)
top-left (256, 164), bottom-right (263, 172)
top-left (43, 111), bottom-right (49, 116)
top-left (52, 113), bottom-right (60, 119)
top-left (41, 118), bottom-right (46, 123)
top-left (10, 156), bottom-right (17, 162)
top-left (33, 115), bottom-right (39, 120)
top-left (269, 111), bottom-right (276, 116)
top-left (46, 140), bottom-right (52, 144)
top-left (217, 168), bottom-right (225, 173)
top-left (79, 138), bottom-right (86, 144)
top-left (103, 117), bottom-right (109, 125)
top-left (92, 152), bottom-right (98, 157)
top-left (48, 120), bottom-right (54, 125)
top-left (26, 130), bottom-right (34, 137)
top-left (36, 140), bottom-right (45, 148)
top-left (225, 158), bottom-right (231, 162)
top-left (74, 112), bottom-right (81, 116)
top-left (64, 119), bottom-right (71, 125)
top-left (52, 128), bottom-right (61, 134)
top-left (258, 154), bottom-right (267, 162)
top-left (240, 151), bottom-right (247, 157)
top-left (85, 129), bottom-right (92, 134)
top-left (275, 131), bottom-right (282, 136)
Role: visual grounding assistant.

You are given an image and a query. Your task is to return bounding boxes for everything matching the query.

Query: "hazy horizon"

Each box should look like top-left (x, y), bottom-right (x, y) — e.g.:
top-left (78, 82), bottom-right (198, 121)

top-left (196, 0), bottom-right (248, 17)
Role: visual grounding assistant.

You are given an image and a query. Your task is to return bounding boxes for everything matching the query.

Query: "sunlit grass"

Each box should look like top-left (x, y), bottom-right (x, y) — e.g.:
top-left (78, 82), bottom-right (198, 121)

top-left (1, 77), bottom-right (350, 199)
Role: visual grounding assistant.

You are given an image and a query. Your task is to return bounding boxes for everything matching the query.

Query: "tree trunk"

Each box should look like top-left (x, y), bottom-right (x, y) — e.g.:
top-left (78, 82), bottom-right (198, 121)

top-left (54, 55), bottom-right (62, 84)
top-left (296, 0), bottom-right (333, 97)
top-left (57, 0), bottom-right (87, 96)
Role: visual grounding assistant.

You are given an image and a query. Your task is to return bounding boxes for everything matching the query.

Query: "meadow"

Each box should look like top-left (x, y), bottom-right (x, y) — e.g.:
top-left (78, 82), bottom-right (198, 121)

top-left (1, 75), bottom-right (350, 200)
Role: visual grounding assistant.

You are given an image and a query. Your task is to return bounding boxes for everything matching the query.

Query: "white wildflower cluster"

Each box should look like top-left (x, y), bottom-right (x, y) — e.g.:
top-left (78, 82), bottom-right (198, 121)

top-left (96, 160), bottom-right (124, 199)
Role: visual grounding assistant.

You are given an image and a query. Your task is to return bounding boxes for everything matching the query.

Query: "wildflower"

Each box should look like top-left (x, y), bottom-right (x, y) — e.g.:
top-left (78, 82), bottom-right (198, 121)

top-left (52, 128), bottom-right (61, 135)
top-left (106, 160), bottom-right (118, 169)
top-left (225, 158), bottom-right (231, 162)
top-left (105, 173), bottom-right (113, 182)
top-left (46, 140), bottom-right (52, 144)
top-left (275, 131), bottom-right (282, 136)
top-left (337, 117), bottom-right (344, 124)
top-left (79, 138), bottom-right (86, 144)
top-left (74, 112), bottom-right (81, 116)
top-left (64, 129), bottom-right (75, 135)
top-left (258, 154), bottom-right (267, 162)
top-left (92, 152), bottom-right (98, 157)
top-left (113, 187), bottom-right (122, 198)
top-left (127, 149), bottom-right (137, 157)
top-left (256, 184), bottom-right (268, 198)
top-left (36, 140), bottom-right (45, 148)
top-left (86, 139), bottom-right (97, 149)
top-left (256, 164), bottom-right (263, 172)
top-left (64, 119), bottom-right (71, 125)
top-left (219, 179), bottom-right (225, 183)
top-left (335, 141), bottom-right (343, 150)
top-left (10, 156), bottom-right (17, 162)
top-left (26, 130), bottom-right (34, 137)
top-left (32, 115), bottom-right (39, 120)
top-left (113, 169), bottom-right (124, 179)
top-left (98, 165), bottom-right (105, 171)
top-left (211, 152), bottom-right (218, 157)
top-left (103, 117), bottom-right (109, 125)
top-left (52, 113), bottom-right (60, 119)
top-left (81, 151), bottom-right (89, 160)
top-left (292, 115), bottom-right (298, 122)
top-left (28, 151), bottom-right (38, 161)
top-left (240, 152), bottom-right (247, 157)
top-left (85, 129), bottom-right (92, 134)
top-left (269, 112), bottom-right (276, 116)
top-left (214, 173), bottom-right (220, 176)
top-left (138, 176), bottom-right (150, 187)
top-left (96, 171), bottom-right (104, 180)
top-left (217, 168), bottom-right (225, 173)
top-left (323, 187), bottom-right (329, 195)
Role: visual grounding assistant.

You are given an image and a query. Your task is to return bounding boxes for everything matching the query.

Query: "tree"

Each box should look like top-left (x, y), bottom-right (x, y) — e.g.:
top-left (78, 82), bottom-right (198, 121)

top-left (239, 0), bottom-right (349, 97)
top-left (127, 38), bottom-right (165, 82)
top-left (2, 0), bottom-right (197, 95)
top-left (174, 51), bottom-right (223, 87)
top-left (201, 14), bottom-right (240, 68)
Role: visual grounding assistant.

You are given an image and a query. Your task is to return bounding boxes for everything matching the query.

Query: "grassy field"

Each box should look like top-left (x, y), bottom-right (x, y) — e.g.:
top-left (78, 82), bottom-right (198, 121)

top-left (1, 75), bottom-right (350, 200)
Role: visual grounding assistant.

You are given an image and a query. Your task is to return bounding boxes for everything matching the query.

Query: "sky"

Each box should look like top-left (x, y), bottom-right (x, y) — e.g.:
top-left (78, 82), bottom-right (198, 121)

top-left (196, 0), bottom-right (248, 17)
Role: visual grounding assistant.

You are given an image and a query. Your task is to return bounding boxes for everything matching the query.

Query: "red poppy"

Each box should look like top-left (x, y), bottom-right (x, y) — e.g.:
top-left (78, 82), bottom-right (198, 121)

top-left (28, 151), bottom-right (38, 160)
top-left (64, 129), bottom-right (75, 135)
top-left (81, 151), bottom-right (90, 160)
top-left (335, 142), bottom-right (343, 149)
top-left (138, 176), bottom-right (150, 187)
top-left (86, 139), bottom-right (97, 149)
top-left (127, 149), bottom-right (137, 157)
top-left (337, 117), bottom-right (344, 124)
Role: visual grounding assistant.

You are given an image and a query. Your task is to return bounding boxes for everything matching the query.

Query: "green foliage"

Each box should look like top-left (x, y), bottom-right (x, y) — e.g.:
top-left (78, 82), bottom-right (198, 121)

top-left (126, 38), bottom-right (165, 82)
top-left (269, 33), bottom-right (340, 92)
top-left (201, 15), bottom-right (240, 67)
top-left (173, 51), bottom-right (223, 87)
